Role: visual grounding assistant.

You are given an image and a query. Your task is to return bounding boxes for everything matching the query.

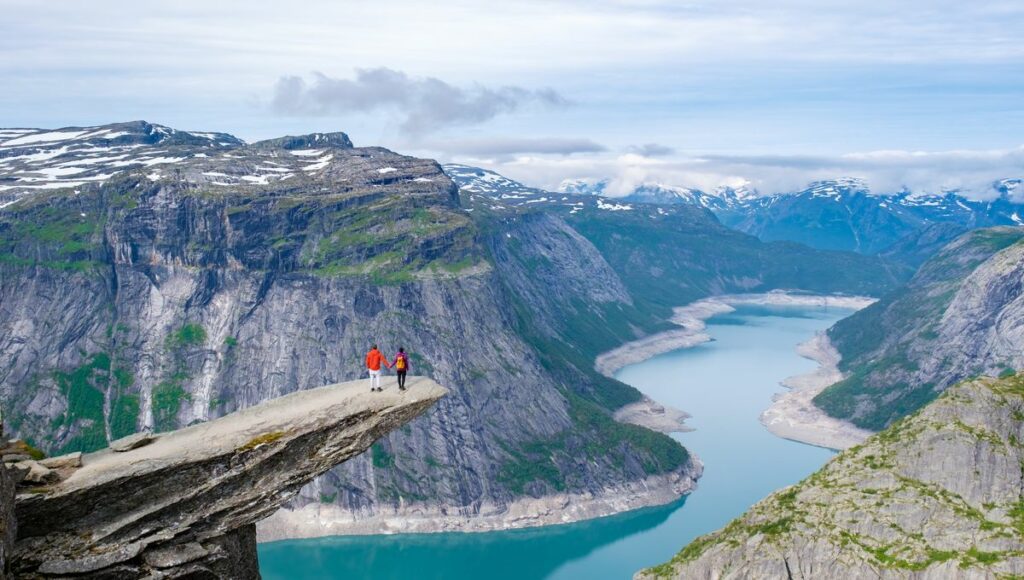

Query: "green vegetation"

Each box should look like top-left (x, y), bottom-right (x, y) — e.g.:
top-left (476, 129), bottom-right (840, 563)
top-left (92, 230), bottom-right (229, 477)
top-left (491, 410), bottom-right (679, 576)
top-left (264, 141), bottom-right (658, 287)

top-left (152, 372), bottom-right (190, 433)
top-left (819, 228), bottom-right (1024, 429)
top-left (223, 336), bottom-right (239, 348)
top-left (291, 196), bottom-right (483, 284)
top-left (371, 443), bottom-right (395, 469)
top-left (498, 394), bottom-right (690, 495)
top-left (170, 323), bottom-right (207, 347)
top-left (109, 393), bottom-right (141, 440)
top-left (51, 353), bottom-right (112, 454)
top-left (0, 203), bottom-right (106, 272)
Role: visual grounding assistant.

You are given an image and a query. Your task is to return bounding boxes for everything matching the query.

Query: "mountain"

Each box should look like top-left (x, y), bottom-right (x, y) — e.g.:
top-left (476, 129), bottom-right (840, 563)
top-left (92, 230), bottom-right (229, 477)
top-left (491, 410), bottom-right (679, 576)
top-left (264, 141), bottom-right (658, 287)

top-left (447, 165), bottom-right (909, 311)
top-left (554, 178), bottom-right (740, 210)
top-left (0, 120), bottom-right (243, 207)
top-left (813, 227), bottom-right (1024, 430)
top-left (0, 123), bottom-right (699, 536)
top-left (642, 374), bottom-right (1024, 579)
top-left (1, 128), bottom-right (904, 538)
top-left (454, 167), bottom-right (1024, 263)
top-left (718, 178), bottom-right (1024, 257)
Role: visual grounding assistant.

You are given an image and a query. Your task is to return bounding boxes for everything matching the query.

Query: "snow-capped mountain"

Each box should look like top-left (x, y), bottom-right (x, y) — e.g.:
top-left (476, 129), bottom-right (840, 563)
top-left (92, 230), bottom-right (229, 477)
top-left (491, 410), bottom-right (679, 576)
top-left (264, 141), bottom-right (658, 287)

top-left (720, 179), bottom-right (1024, 255)
top-left (556, 178), bottom-right (755, 210)
top-left (0, 121), bottom-right (244, 206)
top-left (442, 164), bottom-right (551, 200)
top-left (557, 178), bottom-right (607, 196)
top-left (621, 183), bottom-right (730, 210)
top-left (446, 164), bottom-right (1024, 260)
top-left (443, 163), bottom-right (588, 213)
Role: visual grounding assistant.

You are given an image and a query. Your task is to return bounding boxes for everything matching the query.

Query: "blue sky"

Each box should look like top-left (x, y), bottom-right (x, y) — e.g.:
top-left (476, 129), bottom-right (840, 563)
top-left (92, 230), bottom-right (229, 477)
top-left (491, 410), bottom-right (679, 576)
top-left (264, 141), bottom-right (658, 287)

top-left (2, 0), bottom-right (1023, 195)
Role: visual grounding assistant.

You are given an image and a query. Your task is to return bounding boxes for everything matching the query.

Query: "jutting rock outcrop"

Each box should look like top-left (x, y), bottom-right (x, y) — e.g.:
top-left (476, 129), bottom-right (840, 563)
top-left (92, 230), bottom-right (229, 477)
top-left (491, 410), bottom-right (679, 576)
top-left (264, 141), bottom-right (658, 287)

top-left (641, 374), bottom-right (1024, 579)
top-left (7, 377), bottom-right (445, 578)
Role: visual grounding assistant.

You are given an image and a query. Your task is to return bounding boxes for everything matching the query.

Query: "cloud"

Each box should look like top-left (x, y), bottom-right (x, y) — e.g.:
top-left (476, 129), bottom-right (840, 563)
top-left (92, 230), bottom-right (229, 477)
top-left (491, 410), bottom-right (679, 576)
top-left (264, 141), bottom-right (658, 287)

top-left (455, 146), bottom-right (1024, 200)
top-left (271, 68), bottom-right (570, 135)
top-left (424, 136), bottom-right (606, 157)
top-left (627, 143), bottom-right (676, 157)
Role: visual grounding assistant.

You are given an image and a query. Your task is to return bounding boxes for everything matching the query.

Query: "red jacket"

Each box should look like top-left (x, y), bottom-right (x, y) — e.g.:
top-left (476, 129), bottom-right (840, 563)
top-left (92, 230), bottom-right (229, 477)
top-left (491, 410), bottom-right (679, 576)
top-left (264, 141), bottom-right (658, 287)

top-left (366, 349), bottom-right (385, 371)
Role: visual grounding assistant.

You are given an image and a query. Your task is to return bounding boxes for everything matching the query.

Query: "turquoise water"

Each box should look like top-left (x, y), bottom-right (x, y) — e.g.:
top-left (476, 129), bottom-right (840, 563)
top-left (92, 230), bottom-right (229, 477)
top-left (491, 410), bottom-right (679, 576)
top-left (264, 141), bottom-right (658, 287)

top-left (259, 304), bottom-right (850, 579)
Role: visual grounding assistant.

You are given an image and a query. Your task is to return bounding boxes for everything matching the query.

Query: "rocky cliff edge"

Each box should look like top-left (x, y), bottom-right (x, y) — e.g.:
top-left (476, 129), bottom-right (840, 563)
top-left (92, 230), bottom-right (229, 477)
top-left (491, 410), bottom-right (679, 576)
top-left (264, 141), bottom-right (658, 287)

top-left (5, 376), bottom-right (445, 578)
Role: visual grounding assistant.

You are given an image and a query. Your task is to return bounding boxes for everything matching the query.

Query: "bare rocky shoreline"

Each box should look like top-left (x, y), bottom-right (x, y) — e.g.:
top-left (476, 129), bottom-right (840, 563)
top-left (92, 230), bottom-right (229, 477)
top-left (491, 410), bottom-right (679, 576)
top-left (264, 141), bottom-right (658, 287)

top-left (759, 333), bottom-right (874, 450)
top-left (257, 461), bottom-right (703, 540)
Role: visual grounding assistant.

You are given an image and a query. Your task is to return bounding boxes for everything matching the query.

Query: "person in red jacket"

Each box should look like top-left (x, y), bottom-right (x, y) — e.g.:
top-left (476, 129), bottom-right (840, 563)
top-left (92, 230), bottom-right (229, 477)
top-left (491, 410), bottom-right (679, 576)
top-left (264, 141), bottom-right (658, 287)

top-left (390, 347), bottom-right (410, 391)
top-left (366, 344), bottom-right (386, 392)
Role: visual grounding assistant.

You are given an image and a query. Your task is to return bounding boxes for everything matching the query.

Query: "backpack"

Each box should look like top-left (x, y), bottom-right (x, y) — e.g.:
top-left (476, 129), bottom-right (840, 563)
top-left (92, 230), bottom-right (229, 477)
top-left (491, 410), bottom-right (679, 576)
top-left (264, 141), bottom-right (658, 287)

top-left (396, 354), bottom-right (407, 371)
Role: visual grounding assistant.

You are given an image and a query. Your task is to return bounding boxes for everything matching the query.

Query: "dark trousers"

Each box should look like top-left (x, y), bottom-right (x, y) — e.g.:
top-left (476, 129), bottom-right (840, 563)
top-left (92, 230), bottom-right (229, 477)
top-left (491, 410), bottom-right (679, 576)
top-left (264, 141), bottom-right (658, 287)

top-left (397, 371), bottom-right (407, 389)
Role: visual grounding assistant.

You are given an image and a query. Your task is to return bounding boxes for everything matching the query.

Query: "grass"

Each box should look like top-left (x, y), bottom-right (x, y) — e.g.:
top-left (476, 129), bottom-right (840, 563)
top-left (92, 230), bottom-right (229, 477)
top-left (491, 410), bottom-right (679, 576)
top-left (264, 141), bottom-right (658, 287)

top-left (238, 430), bottom-right (287, 452)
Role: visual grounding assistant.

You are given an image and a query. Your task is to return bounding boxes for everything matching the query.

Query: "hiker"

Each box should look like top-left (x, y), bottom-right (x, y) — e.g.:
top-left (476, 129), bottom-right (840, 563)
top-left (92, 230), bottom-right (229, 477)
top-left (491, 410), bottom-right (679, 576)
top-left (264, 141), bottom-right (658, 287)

top-left (366, 344), bottom-right (386, 392)
top-left (390, 347), bottom-right (410, 391)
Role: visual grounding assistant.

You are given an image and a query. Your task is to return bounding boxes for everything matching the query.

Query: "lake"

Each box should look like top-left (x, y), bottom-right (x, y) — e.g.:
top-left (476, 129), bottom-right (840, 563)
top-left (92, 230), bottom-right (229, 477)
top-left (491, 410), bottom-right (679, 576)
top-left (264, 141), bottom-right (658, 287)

top-left (258, 304), bottom-right (851, 579)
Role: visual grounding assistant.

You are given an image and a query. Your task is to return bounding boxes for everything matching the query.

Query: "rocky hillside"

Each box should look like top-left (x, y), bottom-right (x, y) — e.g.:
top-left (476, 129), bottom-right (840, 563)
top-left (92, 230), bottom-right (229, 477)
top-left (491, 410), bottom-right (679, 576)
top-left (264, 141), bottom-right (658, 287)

top-left (1, 123), bottom-right (907, 536)
top-left (642, 374), bottom-right (1024, 579)
top-left (0, 123), bottom-right (700, 535)
top-left (814, 227), bottom-right (1024, 430)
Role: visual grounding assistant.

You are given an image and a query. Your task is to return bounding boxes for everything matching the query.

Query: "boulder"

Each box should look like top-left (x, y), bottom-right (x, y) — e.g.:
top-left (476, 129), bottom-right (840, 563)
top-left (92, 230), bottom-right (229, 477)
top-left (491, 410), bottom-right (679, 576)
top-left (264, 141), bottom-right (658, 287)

top-left (19, 461), bottom-right (57, 485)
top-left (39, 452), bottom-right (82, 470)
top-left (109, 432), bottom-right (156, 452)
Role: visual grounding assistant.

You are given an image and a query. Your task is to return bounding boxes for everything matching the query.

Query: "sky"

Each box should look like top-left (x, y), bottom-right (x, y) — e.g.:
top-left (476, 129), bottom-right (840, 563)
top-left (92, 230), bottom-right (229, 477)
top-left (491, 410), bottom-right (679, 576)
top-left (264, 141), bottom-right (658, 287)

top-left (2, 0), bottom-right (1023, 196)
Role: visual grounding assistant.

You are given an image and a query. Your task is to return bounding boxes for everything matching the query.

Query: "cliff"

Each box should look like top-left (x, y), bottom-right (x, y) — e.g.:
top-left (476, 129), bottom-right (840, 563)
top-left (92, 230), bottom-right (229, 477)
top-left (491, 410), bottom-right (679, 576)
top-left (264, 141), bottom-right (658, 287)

top-left (6, 377), bottom-right (445, 578)
top-left (815, 227), bottom-right (1024, 429)
top-left (0, 123), bottom-right (698, 537)
top-left (642, 375), bottom-right (1024, 579)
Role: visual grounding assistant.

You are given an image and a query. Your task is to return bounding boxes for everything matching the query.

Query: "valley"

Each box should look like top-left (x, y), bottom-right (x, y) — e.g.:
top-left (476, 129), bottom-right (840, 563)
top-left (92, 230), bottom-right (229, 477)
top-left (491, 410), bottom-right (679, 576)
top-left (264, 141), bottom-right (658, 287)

top-left (1, 121), bottom-right (1021, 579)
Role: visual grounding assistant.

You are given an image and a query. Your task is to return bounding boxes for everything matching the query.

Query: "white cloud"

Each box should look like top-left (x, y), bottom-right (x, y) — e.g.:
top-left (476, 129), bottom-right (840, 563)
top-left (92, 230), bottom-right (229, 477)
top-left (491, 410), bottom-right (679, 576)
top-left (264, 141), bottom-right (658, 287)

top-left (447, 145), bottom-right (1024, 200)
top-left (271, 69), bottom-right (569, 135)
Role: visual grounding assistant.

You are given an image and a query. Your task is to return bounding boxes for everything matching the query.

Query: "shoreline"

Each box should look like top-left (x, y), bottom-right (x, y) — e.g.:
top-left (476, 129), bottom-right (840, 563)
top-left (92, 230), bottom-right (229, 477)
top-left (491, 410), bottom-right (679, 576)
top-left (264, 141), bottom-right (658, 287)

top-left (759, 332), bottom-right (874, 450)
top-left (598, 290), bottom-right (876, 449)
top-left (596, 291), bottom-right (876, 379)
top-left (614, 395), bottom-right (694, 434)
top-left (258, 291), bottom-right (870, 542)
top-left (256, 459), bottom-right (703, 542)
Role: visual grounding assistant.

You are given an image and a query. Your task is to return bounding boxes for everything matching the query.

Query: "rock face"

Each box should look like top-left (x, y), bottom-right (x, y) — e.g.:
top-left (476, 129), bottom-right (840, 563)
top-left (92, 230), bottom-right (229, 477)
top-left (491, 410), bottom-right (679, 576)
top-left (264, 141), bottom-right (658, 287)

top-left (0, 123), bottom-right (700, 537)
top-left (1, 123), bottom-right (901, 539)
top-left (10, 377), bottom-right (445, 578)
top-left (816, 227), bottom-right (1024, 430)
top-left (642, 375), bottom-right (1024, 579)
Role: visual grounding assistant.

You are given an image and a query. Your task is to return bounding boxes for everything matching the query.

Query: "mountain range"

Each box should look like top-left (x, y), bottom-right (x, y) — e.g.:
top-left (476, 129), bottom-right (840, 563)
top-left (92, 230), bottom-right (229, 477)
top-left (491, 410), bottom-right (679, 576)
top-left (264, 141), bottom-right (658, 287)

top-left (0, 122), bottom-right (902, 539)
top-left (445, 165), bottom-right (1024, 264)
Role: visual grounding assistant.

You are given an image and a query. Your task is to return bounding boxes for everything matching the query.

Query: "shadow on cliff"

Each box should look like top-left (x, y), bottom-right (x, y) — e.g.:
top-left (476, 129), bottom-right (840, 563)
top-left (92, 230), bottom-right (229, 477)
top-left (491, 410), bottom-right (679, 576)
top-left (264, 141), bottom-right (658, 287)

top-left (257, 496), bottom-right (687, 580)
